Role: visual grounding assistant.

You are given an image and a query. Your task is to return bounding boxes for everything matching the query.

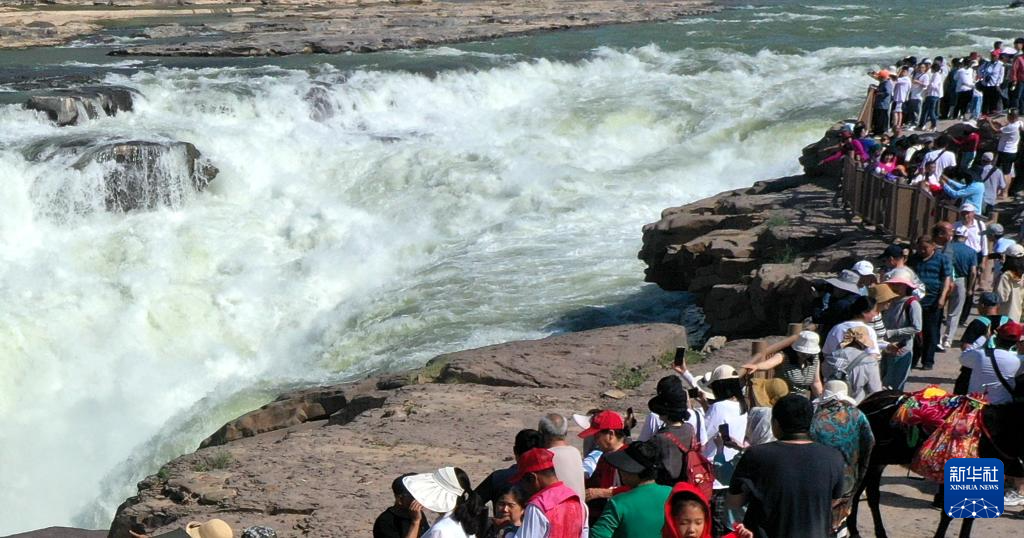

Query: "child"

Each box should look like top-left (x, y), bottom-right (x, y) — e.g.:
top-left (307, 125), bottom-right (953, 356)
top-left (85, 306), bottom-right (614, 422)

top-left (663, 482), bottom-right (753, 538)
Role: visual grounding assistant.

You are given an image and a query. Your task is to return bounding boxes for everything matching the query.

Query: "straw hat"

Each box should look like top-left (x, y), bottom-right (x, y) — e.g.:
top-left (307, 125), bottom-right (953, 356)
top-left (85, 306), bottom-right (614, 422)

top-left (868, 283), bottom-right (899, 304)
top-left (403, 467), bottom-right (465, 514)
top-left (840, 326), bottom-right (872, 349)
top-left (185, 520), bottom-right (233, 538)
top-left (750, 378), bottom-right (790, 407)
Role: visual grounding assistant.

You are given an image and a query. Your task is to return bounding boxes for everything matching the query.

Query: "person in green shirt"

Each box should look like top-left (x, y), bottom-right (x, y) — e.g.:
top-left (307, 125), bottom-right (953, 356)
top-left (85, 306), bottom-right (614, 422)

top-left (590, 441), bottom-right (672, 538)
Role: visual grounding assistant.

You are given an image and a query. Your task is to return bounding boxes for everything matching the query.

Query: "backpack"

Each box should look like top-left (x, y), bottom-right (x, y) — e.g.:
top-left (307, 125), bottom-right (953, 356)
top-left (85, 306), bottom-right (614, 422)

top-left (659, 430), bottom-right (715, 500)
top-left (826, 347), bottom-right (873, 383)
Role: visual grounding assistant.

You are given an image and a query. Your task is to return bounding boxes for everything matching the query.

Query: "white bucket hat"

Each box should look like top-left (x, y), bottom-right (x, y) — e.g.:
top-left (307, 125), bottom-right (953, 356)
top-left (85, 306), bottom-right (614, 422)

top-left (572, 413), bottom-right (592, 430)
top-left (791, 331), bottom-right (821, 355)
top-left (403, 467), bottom-right (465, 514)
top-left (817, 380), bottom-right (857, 406)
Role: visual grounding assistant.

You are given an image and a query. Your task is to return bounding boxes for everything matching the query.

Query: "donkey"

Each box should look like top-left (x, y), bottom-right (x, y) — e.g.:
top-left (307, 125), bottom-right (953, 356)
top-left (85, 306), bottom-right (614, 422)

top-left (847, 390), bottom-right (1024, 538)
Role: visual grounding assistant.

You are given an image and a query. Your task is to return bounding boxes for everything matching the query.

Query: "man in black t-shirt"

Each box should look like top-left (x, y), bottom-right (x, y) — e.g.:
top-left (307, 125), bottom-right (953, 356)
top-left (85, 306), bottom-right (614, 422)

top-left (727, 395), bottom-right (844, 538)
top-left (373, 474), bottom-right (430, 538)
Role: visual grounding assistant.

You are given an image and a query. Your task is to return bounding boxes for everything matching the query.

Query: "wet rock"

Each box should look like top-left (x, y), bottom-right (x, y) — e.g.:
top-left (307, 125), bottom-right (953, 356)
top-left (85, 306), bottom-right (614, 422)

top-left (25, 86), bottom-right (137, 126)
top-left (303, 85), bottom-right (334, 122)
top-left (23, 137), bottom-right (218, 213)
top-left (200, 386), bottom-right (351, 448)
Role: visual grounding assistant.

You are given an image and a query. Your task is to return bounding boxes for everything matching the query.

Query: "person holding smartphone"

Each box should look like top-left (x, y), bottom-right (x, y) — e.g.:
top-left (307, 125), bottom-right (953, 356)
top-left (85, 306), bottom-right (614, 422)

top-left (699, 366), bottom-right (748, 538)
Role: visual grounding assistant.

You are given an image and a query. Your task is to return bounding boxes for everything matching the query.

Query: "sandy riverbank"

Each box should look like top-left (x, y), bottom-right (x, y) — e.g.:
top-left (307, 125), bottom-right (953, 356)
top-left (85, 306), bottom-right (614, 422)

top-left (0, 0), bottom-right (720, 55)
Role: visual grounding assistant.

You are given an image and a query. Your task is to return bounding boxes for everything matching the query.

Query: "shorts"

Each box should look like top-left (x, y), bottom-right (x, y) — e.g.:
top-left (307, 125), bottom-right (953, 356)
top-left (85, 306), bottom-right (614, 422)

top-left (997, 151), bottom-right (1017, 175)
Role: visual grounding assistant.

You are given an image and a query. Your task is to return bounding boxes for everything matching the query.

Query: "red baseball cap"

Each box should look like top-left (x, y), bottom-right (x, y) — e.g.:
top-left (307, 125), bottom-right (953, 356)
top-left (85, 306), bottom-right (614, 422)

top-left (509, 448), bottom-right (555, 483)
top-left (577, 410), bottom-right (625, 438)
top-left (997, 321), bottom-right (1023, 341)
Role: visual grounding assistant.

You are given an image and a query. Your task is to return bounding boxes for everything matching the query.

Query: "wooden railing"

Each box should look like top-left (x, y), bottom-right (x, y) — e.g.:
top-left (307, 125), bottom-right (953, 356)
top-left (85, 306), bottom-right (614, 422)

top-left (841, 159), bottom-right (962, 240)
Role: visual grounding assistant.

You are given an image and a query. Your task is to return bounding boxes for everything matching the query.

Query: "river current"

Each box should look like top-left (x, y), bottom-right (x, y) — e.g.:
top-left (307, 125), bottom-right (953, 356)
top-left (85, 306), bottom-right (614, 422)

top-left (0, 0), bottom-right (1015, 533)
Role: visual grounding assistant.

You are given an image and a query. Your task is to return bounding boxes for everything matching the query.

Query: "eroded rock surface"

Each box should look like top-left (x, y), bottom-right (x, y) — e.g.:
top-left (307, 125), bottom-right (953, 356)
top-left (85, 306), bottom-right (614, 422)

top-left (25, 86), bottom-right (136, 126)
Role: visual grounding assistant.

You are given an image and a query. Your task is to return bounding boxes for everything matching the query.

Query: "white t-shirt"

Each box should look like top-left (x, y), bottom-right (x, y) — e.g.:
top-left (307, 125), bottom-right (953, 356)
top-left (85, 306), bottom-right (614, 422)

top-left (910, 72), bottom-right (928, 100)
top-left (955, 68), bottom-right (975, 92)
top-left (702, 399), bottom-right (747, 490)
top-left (998, 120), bottom-right (1023, 153)
top-left (638, 407), bottom-right (708, 447)
top-left (925, 72), bottom-right (944, 98)
top-left (955, 218), bottom-right (988, 256)
top-left (424, 514), bottom-right (473, 538)
top-left (893, 76), bottom-right (911, 103)
top-left (823, 320), bottom-right (882, 357)
top-left (548, 445), bottom-right (586, 500)
top-left (921, 148), bottom-right (957, 174)
top-left (960, 348), bottom-right (1023, 405)
top-left (980, 164), bottom-right (1007, 205)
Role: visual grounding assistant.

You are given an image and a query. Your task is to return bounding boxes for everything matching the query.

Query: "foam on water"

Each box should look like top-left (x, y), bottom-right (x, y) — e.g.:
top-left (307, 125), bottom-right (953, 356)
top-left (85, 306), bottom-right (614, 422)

top-left (0, 21), bottom-right (984, 534)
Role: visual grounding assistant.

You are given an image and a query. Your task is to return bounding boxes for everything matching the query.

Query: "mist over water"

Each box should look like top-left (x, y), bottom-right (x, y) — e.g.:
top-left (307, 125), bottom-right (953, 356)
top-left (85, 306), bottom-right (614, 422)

top-left (0, 0), bottom-right (1015, 533)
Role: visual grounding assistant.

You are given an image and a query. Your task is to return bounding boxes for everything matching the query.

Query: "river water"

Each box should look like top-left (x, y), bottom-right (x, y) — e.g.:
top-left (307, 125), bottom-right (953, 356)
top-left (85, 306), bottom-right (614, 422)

top-left (0, 0), bottom-right (1015, 533)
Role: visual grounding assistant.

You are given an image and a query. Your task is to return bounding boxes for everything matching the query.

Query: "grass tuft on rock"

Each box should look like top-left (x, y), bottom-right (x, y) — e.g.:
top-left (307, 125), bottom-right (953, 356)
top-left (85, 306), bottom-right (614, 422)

top-left (611, 364), bottom-right (647, 390)
top-left (193, 451), bottom-right (233, 472)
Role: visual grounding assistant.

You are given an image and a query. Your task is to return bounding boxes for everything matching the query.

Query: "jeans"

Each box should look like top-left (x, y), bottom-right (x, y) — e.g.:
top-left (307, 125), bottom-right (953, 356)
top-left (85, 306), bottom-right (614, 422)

top-left (943, 277), bottom-right (966, 346)
top-left (919, 305), bottom-right (943, 367)
top-left (904, 99), bottom-right (921, 126)
top-left (970, 93), bottom-right (983, 119)
top-left (961, 151), bottom-right (976, 174)
top-left (919, 96), bottom-right (940, 129)
top-left (882, 351), bottom-right (913, 391)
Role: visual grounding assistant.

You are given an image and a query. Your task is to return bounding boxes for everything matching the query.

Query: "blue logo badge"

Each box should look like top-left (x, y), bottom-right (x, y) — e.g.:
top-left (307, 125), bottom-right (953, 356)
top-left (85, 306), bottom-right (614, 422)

top-left (945, 458), bottom-right (1005, 518)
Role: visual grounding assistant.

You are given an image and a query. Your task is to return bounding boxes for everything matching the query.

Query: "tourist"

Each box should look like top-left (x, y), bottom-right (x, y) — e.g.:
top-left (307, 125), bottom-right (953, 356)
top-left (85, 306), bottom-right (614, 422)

top-left (743, 331), bottom-right (823, 398)
top-left (514, 448), bottom-right (588, 538)
top-left (953, 121), bottom-right (981, 173)
top-left (880, 270), bottom-right (923, 391)
top-left (941, 225), bottom-right (979, 349)
top-left (647, 376), bottom-right (700, 487)
top-left (954, 203), bottom-right (987, 259)
top-left (581, 410), bottom-right (629, 519)
top-left (892, 66), bottom-right (911, 130)
top-left (744, 378), bottom-right (789, 447)
top-left (727, 395), bottom-right (845, 538)
top-left (663, 482), bottom-right (753, 538)
top-left (942, 176), bottom-right (985, 216)
top-left (961, 292), bottom-right (1010, 351)
top-left (822, 324), bottom-right (883, 403)
top-left (952, 59), bottom-right (976, 119)
top-left (917, 62), bottom-right (944, 131)
top-left (959, 321), bottom-right (1024, 405)
top-left (910, 234), bottom-right (954, 370)
top-left (871, 69), bottom-right (893, 135)
top-left (1012, 37), bottom-right (1024, 112)
top-left (241, 528), bottom-right (277, 538)
top-left (985, 111), bottom-right (1024, 187)
top-left (822, 296), bottom-right (882, 357)
top-left (879, 244), bottom-right (925, 298)
top-left (918, 136), bottom-right (957, 177)
top-left (590, 441), bottom-right (672, 538)
top-left (976, 153), bottom-right (1007, 215)
top-left (476, 429), bottom-right (545, 505)
top-left (997, 244), bottom-right (1024, 322)
top-left (574, 411), bottom-right (605, 478)
top-left (640, 351), bottom-right (709, 447)
top-left (538, 414), bottom-right (585, 499)
top-left (810, 380), bottom-right (875, 535)
top-left (375, 473), bottom-right (432, 538)
top-left (700, 365), bottom-right (748, 537)
top-left (819, 128), bottom-right (869, 167)
top-left (852, 260), bottom-right (877, 289)
top-left (813, 269), bottom-right (865, 339)
top-left (909, 160), bottom-right (942, 192)
top-left (979, 51), bottom-right (1006, 115)
top-left (488, 485), bottom-right (527, 538)
top-left (405, 467), bottom-right (487, 538)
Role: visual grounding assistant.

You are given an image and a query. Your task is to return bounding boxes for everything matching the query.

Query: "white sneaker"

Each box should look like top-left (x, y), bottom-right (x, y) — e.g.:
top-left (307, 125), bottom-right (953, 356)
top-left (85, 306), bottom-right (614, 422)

top-left (1004, 491), bottom-right (1024, 507)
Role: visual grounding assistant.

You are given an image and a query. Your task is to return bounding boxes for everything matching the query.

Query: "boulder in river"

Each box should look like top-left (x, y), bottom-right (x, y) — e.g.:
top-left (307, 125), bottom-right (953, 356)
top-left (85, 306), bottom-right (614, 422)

top-left (23, 136), bottom-right (218, 214)
top-left (25, 86), bottom-right (137, 127)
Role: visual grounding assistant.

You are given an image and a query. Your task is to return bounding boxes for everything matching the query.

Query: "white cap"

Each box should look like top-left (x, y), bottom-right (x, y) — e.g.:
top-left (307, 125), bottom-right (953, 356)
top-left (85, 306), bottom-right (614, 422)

top-left (1007, 244), bottom-right (1024, 259)
top-left (996, 237), bottom-right (1017, 254)
top-left (953, 225), bottom-right (969, 237)
top-left (960, 203), bottom-right (977, 213)
top-left (852, 260), bottom-right (875, 277)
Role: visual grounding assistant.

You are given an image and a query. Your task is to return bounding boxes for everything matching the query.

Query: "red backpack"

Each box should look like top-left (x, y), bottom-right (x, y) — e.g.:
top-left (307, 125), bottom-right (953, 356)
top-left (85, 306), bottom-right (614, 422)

top-left (660, 430), bottom-right (715, 500)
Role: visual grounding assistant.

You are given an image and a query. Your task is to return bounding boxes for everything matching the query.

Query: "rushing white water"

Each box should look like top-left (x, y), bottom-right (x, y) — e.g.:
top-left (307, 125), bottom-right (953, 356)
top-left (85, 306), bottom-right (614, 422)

top-left (0, 34), bottom-right (950, 532)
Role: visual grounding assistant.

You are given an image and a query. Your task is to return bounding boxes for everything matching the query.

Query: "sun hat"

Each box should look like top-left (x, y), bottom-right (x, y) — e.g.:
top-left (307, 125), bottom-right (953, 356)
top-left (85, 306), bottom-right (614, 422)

top-left (403, 467), bottom-right (465, 513)
top-left (509, 448), bottom-right (555, 483)
top-left (241, 528), bottom-right (277, 538)
top-left (1007, 243), bottom-right (1024, 258)
top-left (884, 268), bottom-right (918, 290)
top-left (603, 441), bottom-right (659, 475)
top-left (997, 321), bottom-right (1023, 342)
top-left (648, 376), bottom-right (689, 419)
top-left (869, 283), bottom-right (900, 304)
top-left (681, 374), bottom-right (714, 400)
top-left (953, 224), bottom-right (969, 237)
top-left (840, 326), bottom-right (872, 349)
top-left (987, 223), bottom-right (1005, 236)
top-left (792, 330), bottom-right (821, 355)
top-left (960, 203), bottom-right (977, 213)
top-left (709, 364), bottom-right (739, 383)
top-left (981, 151), bottom-right (995, 162)
top-left (185, 520), bottom-right (233, 538)
top-left (572, 413), bottom-right (592, 430)
top-left (852, 260), bottom-right (875, 277)
top-left (979, 292), bottom-right (1000, 307)
top-left (751, 378), bottom-right (790, 407)
top-left (826, 269), bottom-right (866, 295)
top-left (818, 380), bottom-right (857, 406)
top-left (577, 410), bottom-right (624, 438)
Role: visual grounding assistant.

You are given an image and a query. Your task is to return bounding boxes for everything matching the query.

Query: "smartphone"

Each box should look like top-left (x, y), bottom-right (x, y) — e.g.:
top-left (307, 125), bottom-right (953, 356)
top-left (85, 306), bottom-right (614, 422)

top-left (719, 423), bottom-right (731, 442)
